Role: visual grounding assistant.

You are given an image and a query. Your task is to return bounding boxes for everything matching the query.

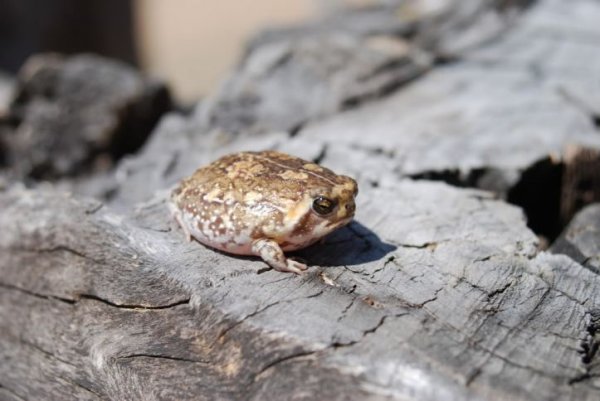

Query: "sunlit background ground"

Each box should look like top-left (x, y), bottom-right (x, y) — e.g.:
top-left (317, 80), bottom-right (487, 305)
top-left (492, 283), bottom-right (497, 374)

top-left (134, 0), bottom-right (318, 102)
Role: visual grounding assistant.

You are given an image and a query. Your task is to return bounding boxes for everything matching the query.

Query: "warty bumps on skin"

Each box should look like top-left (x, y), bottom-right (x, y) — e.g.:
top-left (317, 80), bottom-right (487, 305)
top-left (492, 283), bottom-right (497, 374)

top-left (169, 151), bottom-right (358, 274)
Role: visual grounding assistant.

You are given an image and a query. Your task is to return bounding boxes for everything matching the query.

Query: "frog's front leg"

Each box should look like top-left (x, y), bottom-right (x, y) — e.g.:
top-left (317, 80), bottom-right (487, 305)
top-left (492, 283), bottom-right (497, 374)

top-left (251, 238), bottom-right (307, 274)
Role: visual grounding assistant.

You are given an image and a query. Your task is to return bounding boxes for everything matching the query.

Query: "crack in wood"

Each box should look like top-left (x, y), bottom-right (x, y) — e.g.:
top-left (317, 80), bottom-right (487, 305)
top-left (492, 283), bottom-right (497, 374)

top-left (19, 338), bottom-right (80, 370)
top-left (0, 282), bottom-right (190, 310)
top-left (6, 245), bottom-right (104, 264)
top-left (55, 376), bottom-right (103, 400)
top-left (161, 150), bottom-right (180, 178)
top-left (0, 282), bottom-right (76, 305)
top-left (370, 255), bottom-right (397, 277)
top-left (84, 202), bottom-right (105, 215)
top-left (214, 290), bottom-right (325, 346)
top-left (486, 282), bottom-right (512, 301)
top-left (254, 350), bottom-right (318, 381)
top-left (395, 241), bottom-right (440, 250)
top-left (341, 69), bottom-right (426, 111)
top-left (78, 294), bottom-right (191, 310)
top-left (116, 353), bottom-right (210, 364)
top-left (458, 287), bottom-right (561, 384)
top-left (332, 314), bottom-right (395, 348)
top-left (464, 367), bottom-right (483, 387)
top-left (311, 143), bottom-right (328, 165)
top-left (337, 297), bottom-right (357, 322)
top-left (570, 310), bottom-right (600, 385)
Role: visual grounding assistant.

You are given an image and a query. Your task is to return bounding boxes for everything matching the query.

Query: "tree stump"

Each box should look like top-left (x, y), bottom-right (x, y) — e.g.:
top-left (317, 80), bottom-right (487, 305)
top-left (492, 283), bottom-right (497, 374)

top-left (2, 0), bottom-right (600, 400)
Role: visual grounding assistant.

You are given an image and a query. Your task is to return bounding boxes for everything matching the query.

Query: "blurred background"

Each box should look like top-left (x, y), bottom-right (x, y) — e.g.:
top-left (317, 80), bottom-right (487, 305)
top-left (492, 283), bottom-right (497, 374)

top-left (0, 0), bottom-right (359, 103)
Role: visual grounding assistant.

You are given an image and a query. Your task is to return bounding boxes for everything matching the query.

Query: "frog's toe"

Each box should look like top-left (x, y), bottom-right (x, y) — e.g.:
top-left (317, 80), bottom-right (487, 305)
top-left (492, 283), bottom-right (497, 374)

top-left (285, 259), bottom-right (308, 274)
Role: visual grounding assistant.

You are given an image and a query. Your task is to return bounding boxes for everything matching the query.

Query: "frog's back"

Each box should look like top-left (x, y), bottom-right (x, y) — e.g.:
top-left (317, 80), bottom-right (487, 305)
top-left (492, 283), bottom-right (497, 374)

top-left (168, 152), bottom-right (301, 254)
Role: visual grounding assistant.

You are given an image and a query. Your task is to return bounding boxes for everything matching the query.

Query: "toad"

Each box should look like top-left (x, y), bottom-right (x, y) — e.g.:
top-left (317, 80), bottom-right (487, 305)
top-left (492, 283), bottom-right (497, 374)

top-left (169, 151), bottom-right (358, 274)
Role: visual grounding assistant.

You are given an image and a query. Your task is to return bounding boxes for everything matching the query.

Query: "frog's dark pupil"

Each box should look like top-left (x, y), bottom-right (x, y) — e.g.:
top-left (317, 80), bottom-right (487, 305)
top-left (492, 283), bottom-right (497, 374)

top-left (312, 196), bottom-right (336, 215)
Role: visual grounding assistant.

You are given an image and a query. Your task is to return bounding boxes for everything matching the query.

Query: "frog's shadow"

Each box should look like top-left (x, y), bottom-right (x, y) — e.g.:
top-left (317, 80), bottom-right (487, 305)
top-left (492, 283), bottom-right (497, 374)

top-left (293, 220), bottom-right (396, 267)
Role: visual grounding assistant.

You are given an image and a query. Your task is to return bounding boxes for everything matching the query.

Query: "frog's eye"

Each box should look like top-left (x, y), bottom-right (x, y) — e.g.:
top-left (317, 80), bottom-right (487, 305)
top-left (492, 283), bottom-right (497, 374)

top-left (312, 196), bottom-right (337, 216)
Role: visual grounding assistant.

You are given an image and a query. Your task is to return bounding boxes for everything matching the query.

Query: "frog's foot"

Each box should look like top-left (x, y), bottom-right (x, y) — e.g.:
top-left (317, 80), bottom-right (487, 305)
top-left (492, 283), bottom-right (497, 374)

top-left (285, 259), bottom-right (309, 274)
top-left (251, 239), bottom-right (308, 274)
top-left (172, 209), bottom-right (192, 242)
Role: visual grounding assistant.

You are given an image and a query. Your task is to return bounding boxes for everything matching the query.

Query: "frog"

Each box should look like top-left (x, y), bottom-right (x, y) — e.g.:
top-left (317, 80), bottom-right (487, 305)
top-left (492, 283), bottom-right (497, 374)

top-left (169, 150), bottom-right (358, 274)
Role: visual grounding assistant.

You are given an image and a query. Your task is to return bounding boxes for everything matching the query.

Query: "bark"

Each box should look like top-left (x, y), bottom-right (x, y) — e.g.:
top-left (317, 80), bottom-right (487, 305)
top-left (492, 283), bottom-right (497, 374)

top-left (552, 203), bottom-right (600, 274)
top-left (0, 54), bottom-right (171, 180)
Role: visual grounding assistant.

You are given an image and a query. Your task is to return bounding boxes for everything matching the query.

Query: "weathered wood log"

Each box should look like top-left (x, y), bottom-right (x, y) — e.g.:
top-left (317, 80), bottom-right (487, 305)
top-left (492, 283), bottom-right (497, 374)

top-left (2, 0), bottom-right (600, 400)
top-left (2, 180), bottom-right (598, 400)
top-left (100, 0), bottom-right (600, 241)
top-left (552, 203), bottom-right (600, 274)
top-left (560, 146), bottom-right (600, 225)
top-left (0, 54), bottom-right (171, 180)
top-left (201, 0), bottom-right (531, 136)
top-left (0, 72), bottom-right (13, 118)
top-left (201, 33), bottom-right (432, 135)
top-left (0, 72), bottom-right (15, 175)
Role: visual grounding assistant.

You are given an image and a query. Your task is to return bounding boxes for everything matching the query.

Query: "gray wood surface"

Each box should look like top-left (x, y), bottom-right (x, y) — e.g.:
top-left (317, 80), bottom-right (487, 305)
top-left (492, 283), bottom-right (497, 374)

top-left (0, 72), bottom-right (13, 118)
top-left (552, 203), bottom-right (600, 274)
top-left (1, 0), bottom-right (600, 400)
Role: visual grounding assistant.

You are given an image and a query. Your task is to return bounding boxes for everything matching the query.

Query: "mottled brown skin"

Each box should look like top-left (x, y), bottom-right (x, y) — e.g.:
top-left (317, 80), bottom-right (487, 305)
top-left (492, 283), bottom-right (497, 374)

top-left (169, 151), bottom-right (358, 274)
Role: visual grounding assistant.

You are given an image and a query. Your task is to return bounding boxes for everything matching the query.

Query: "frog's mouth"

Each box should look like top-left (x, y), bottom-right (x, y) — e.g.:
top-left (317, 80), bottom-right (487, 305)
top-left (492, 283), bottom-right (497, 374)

top-left (327, 216), bottom-right (353, 231)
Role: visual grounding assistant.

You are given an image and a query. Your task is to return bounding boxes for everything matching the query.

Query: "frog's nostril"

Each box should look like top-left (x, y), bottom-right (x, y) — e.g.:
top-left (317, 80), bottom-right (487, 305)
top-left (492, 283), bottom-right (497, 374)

top-left (345, 202), bottom-right (356, 214)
